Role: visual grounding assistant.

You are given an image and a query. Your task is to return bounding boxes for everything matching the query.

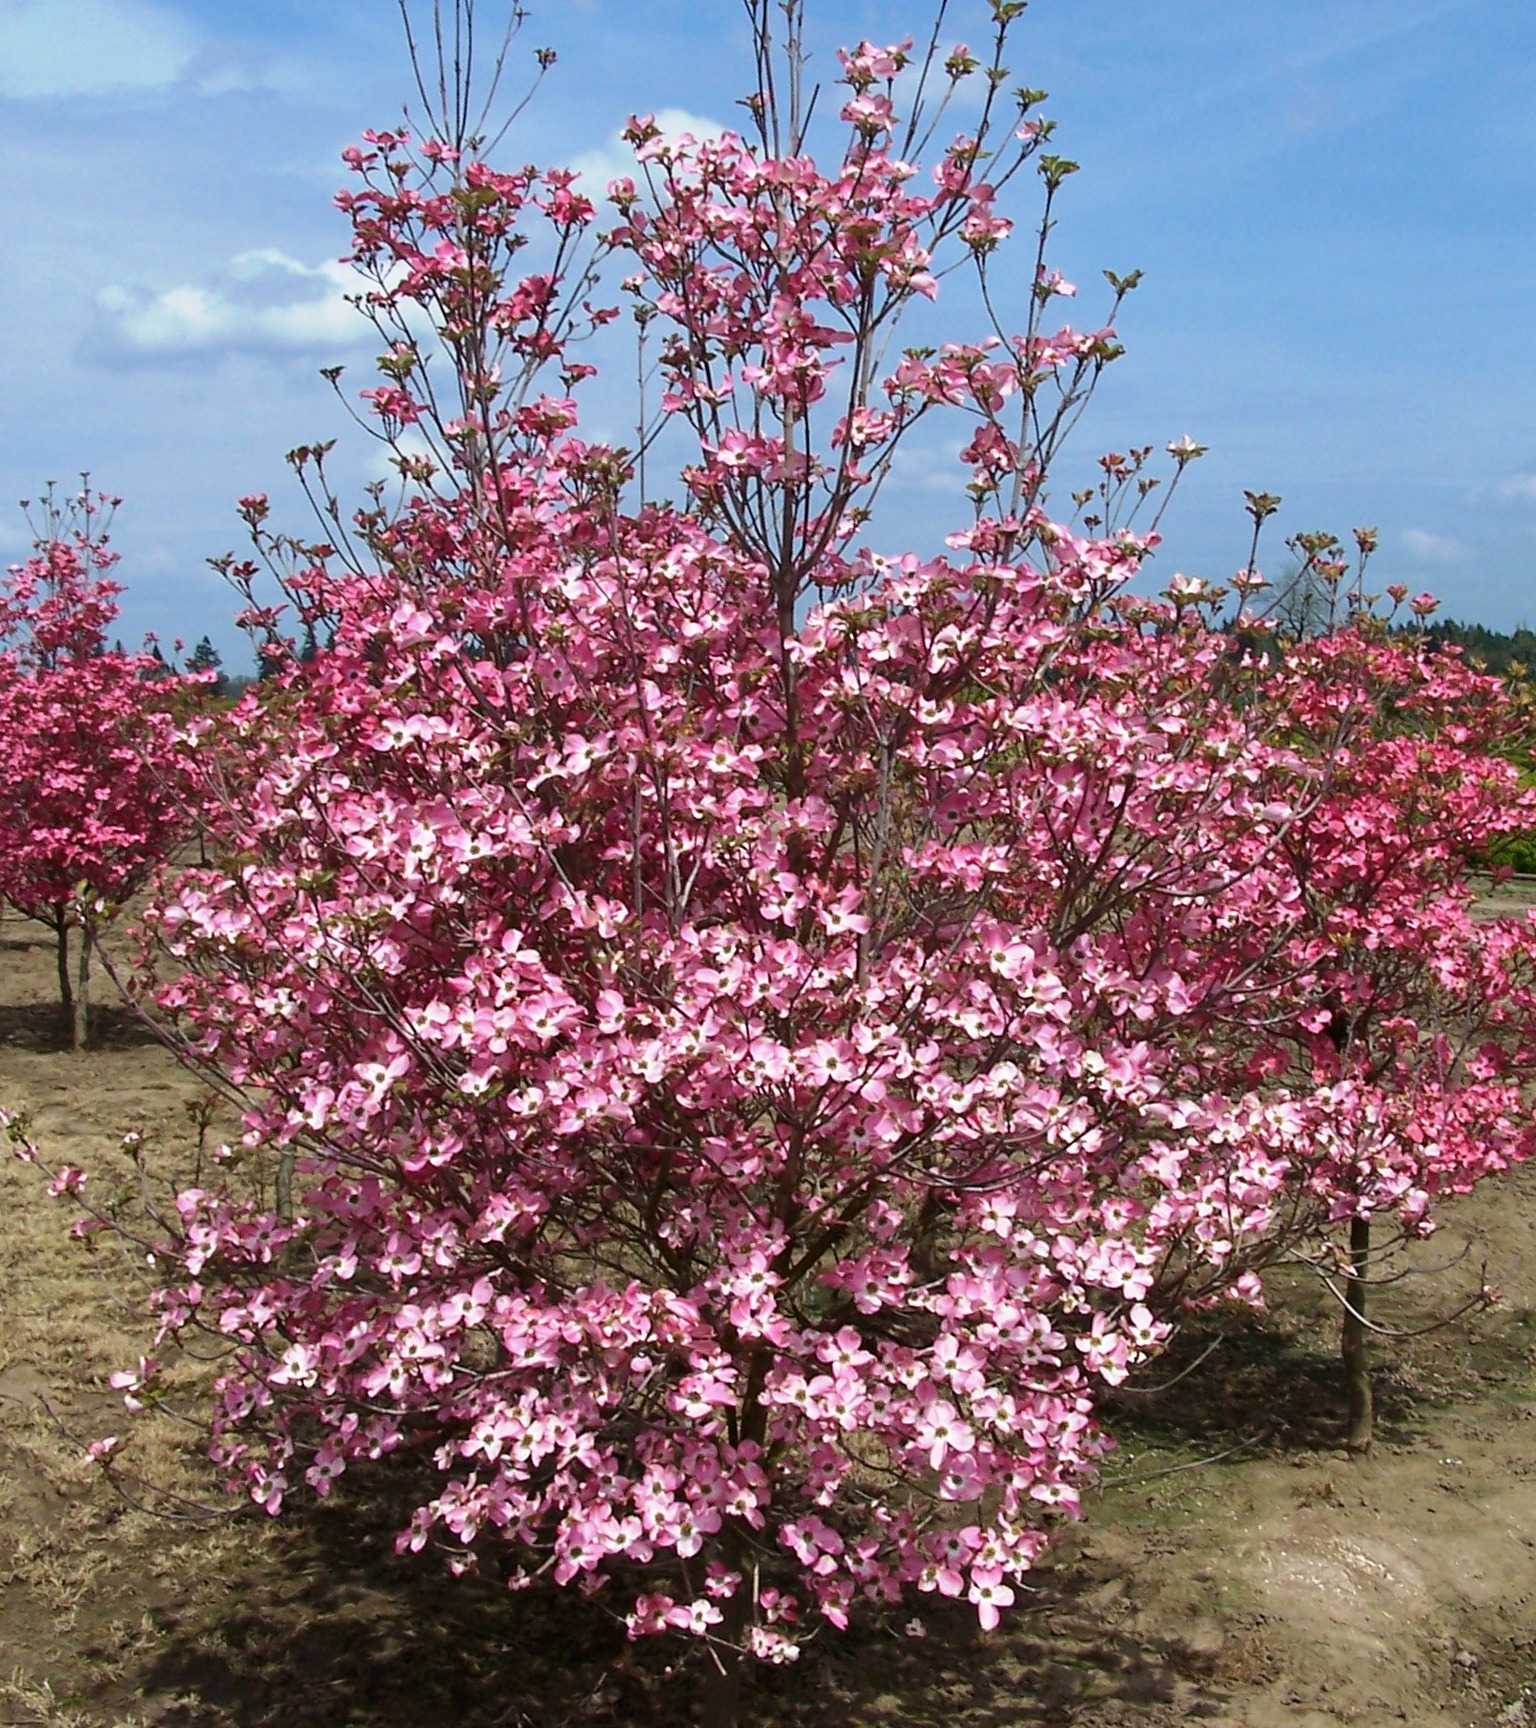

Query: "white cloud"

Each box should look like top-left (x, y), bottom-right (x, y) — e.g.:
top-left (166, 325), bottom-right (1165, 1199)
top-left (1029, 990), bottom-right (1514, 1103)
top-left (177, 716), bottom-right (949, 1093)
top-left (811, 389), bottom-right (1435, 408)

top-left (366, 428), bottom-right (441, 485)
top-left (0, 0), bottom-right (194, 98)
top-left (890, 437), bottom-right (966, 496)
top-left (93, 249), bottom-right (370, 366)
top-left (1496, 473), bottom-right (1536, 503)
top-left (571, 107), bottom-right (729, 199)
top-left (893, 50), bottom-right (990, 125)
top-left (185, 47), bottom-right (276, 98)
top-left (1400, 527), bottom-right (1469, 565)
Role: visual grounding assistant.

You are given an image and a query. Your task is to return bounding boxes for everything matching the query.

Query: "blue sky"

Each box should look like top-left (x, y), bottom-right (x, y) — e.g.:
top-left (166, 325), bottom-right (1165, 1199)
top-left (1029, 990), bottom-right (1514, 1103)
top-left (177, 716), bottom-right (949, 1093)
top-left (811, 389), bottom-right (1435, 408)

top-left (2, 0), bottom-right (1533, 670)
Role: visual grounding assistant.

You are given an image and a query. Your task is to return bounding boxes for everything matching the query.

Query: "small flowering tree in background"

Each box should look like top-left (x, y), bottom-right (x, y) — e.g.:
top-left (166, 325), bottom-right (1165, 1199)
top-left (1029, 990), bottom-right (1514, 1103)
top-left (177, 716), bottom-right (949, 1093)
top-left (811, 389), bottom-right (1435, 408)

top-left (8, 3), bottom-right (1522, 1724)
top-left (1241, 548), bottom-right (1536, 1452)
top-left (0, 486), bottom-right (188, 1048)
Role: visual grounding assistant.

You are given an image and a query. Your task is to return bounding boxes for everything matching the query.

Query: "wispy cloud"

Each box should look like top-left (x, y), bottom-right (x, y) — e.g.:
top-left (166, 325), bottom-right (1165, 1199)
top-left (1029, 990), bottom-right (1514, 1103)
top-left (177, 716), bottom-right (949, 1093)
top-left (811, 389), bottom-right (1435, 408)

top-left (890, 437), bottom-right (966, 497)
top-left (91, 249), bottom-right (369, 367)
top-left (0, 0), bottom-right (195, 98)
top-left (1401, 526), bottom-right (1470, 565)
top-left (366, 428), bottom-right (441, 485)
top-left (570, 107), bottom-right (728, 198)
top-left (0, 512), bottom-right (33, 557)
top-left (1496, 472), bottom-right (1536, 503)
top-left (184, 45), bottom-right (282, 99)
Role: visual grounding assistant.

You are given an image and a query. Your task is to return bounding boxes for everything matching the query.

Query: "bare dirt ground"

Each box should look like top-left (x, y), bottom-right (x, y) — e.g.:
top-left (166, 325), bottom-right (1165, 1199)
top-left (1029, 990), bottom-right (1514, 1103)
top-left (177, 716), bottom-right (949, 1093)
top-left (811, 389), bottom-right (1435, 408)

top-left (3, 901), bottom-right (1536, 1727)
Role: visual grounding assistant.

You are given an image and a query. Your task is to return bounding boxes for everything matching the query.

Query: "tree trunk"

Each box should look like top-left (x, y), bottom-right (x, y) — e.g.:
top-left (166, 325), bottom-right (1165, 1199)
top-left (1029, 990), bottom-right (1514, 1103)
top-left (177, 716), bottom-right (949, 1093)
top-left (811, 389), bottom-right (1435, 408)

top-left (1342, 1213), bottom-right (1373, 1455)
top-left (696, 1521), bottom-right (751, 1728)
top-left (52, 910), bottom-right (74, 1032)
top-left (696, 1593), bottom-right (748, 1728)
top-left (72, 919), bottom-right (93, 1051)
top-left (697, 1647), bottom-right (744, 1728)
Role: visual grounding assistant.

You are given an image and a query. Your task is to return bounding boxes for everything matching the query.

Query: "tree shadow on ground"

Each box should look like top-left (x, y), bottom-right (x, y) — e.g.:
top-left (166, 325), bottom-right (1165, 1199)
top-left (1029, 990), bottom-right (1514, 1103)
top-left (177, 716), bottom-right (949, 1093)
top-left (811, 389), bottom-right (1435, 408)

top-left (0, 999), bottom-right (167, 1054)
top-left (1102, 1309), bottom-right (1426, 1463)
top-left (132, 1469), bottom-right (638, 1728)
top-left (124, 1457), bottom-right (1235, 1728)
top-left (768, 1580), bottom-right (1235, 1727)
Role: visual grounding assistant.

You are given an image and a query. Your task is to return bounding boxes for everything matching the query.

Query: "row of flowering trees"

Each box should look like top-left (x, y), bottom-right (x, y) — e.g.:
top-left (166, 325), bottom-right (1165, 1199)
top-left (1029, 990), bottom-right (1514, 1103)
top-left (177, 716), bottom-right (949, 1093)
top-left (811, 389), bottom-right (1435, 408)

top-left (6, 4), bottom-right (1536, 1724)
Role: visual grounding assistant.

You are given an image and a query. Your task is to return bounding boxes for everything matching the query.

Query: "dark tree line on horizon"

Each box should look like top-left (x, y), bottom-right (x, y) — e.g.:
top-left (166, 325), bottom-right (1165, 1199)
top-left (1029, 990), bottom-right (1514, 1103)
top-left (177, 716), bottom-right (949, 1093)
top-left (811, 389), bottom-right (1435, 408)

top-left (1425, 618), bottom-right (1536, 682)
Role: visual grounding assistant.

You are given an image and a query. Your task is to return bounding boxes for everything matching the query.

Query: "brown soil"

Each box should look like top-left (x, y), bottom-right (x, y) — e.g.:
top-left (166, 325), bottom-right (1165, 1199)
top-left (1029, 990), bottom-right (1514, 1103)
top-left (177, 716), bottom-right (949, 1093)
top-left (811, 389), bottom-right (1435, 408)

top-left (2, 903), bottom-right (1536, 1727)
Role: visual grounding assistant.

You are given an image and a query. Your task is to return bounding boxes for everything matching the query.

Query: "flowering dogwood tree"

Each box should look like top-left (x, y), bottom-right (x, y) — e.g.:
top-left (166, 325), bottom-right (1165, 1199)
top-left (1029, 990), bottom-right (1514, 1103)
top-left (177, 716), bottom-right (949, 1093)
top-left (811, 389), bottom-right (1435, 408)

top-left (0, 487), bottom-right (187, 1048)
top-left (37, 4), bottom-right (1522, 1722)
top-left (1244, 585), bottom-right (1536, 1451)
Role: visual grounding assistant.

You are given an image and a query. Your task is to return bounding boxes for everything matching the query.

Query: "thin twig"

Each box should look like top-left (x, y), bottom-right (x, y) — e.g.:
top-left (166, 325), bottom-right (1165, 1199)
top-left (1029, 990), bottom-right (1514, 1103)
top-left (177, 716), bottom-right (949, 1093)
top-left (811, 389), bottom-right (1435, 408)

top-left (1099, 1431), bottom-right (1271, 1488)
top-left (1112, 1334), bottom-right (1226, 1396)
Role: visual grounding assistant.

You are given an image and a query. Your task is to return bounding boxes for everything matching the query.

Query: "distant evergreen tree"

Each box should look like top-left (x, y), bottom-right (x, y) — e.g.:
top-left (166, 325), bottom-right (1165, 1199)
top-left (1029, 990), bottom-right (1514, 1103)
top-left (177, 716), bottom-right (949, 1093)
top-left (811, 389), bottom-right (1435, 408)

top-left (186, 634), bottom-right (228, 697)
